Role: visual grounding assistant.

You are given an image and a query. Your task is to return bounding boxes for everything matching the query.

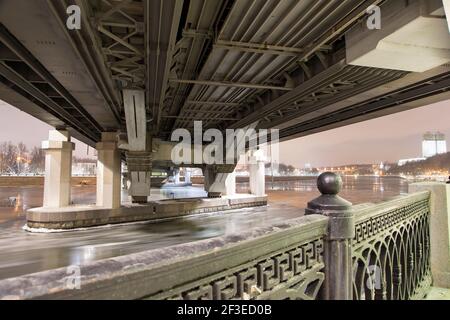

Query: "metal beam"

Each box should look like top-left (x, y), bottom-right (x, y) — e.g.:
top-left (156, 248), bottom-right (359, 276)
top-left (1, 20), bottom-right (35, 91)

top-left (230, 60), bottom-right (349, 129)
top-left (0, 23), bottom-right (103, 135)
top-left (280, 72), bottom-right (450, 140)
top-left (149, 0), bottom-right (185, 133)
top-left (0, 62), bottom-right (99, 141)
top-left (214, 40), bottom-right (304, 56)
top-left (181, 109), bottom-right (233, 114)
top-left (187, 100), bottom-right (241, 107)
top-left (297, 0), bottom-right (383, 62)
top-left (162, 115), bottom-right (238, 121)
top-left (47, 0), bottom-right (122, 125)
top-left (169, 79), bottom-right (293, 91)
top-left (99, 0), bottom-right (133, 21)
top-left (182, 29), bottom-right (214, 39)
top-left (97, 26), bottom-right (143, 57)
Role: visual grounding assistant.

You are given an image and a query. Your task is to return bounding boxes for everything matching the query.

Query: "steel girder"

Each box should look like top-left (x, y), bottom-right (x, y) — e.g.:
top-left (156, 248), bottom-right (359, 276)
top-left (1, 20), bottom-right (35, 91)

top-left (0, 23), bottom-right (102, 143)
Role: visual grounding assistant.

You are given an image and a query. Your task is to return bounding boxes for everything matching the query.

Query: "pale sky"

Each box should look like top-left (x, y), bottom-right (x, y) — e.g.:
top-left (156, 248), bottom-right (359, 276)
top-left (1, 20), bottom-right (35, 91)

top-left (280, 100), bottom-right (450, 167)
top-left (1, 99), bottom-right (450, 167)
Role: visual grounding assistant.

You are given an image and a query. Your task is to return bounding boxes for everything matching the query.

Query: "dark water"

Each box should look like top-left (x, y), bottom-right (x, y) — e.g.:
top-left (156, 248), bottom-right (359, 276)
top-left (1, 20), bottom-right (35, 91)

top-left (0, 176), bottom-right (408, 281)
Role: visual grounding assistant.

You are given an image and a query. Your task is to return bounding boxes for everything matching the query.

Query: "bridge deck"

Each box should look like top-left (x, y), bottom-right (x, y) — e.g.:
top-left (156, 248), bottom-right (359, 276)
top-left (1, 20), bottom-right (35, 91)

top-left (0, 0), bottom-right (448, 146)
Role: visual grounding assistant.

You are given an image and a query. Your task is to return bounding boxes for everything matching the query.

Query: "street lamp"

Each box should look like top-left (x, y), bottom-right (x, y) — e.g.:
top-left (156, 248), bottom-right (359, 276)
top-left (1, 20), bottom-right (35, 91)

top-left (16, 156), bottom-right (22, 175)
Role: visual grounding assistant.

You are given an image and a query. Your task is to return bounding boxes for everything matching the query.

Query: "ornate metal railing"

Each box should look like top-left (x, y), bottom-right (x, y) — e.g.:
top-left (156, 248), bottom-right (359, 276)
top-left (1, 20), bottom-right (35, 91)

top-left (305, 172), bottom-right (432, 300)
top-left (148, 216), bottom-right (327, 300)
top-left (351, 192), bottom-right (432, 300)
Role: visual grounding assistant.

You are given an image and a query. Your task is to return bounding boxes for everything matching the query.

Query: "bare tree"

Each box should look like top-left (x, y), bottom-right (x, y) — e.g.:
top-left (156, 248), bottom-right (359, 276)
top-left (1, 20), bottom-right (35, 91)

top-left (16, 142), bottom-right (29, 174)
top-left (30, 146), bottom-right (45, 174)
top-left (0, 142), bottom-right (5, 174)
top-left (0, 142), bottom-right (18, 174)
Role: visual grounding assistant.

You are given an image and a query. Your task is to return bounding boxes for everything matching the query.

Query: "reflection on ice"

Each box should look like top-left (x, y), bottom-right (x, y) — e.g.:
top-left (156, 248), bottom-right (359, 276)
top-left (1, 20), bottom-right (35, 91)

top-left (0, 176), bottom-right (408, 280)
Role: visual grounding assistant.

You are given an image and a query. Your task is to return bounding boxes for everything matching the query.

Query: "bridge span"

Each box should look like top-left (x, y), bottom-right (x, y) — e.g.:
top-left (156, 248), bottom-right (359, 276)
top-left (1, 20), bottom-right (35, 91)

top-left (0, 0), bottom-right (450, 212)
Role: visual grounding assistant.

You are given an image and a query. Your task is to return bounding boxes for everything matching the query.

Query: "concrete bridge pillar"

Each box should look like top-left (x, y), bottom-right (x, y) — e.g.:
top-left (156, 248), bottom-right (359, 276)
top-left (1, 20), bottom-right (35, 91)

top-left (204, 165), bottom-right (236, 198)
top-left (184, 168), bottom-right (192, 184)
top-left (96, 132), bottom-right (121, 209)
top-left (127, 153), bottom-right (152, 203)
top-left (249, 149), bottom-right (266, 197)
top-left (224, 171), bottom-right (236, 196)
top-left (123, 90), bottom-right (152, 203)
top-left (174, 168), bottom-right (180, 184)
top-left (42, 130), bottom-right (74, 208)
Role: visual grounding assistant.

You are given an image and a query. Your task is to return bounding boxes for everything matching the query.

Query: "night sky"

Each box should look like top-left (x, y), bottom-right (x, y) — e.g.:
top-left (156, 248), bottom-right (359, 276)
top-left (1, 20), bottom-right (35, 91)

top-left (1, 99), bottom-right (450, 167)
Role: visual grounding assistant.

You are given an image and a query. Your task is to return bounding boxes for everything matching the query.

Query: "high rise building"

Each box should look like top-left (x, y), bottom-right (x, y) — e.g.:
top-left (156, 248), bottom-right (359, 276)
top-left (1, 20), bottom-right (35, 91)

top-left (422, 132), bottom-right (447, 158)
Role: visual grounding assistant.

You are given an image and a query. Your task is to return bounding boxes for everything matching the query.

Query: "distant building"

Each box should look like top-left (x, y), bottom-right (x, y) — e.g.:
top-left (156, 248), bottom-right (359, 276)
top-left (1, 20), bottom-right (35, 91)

top-left (422, 132), bottom-right (447, 158)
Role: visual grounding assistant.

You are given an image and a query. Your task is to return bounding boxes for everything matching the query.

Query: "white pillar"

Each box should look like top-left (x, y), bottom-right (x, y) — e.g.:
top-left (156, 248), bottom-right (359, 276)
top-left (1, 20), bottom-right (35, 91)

top-left (444, 0), bottom-right (450, 32)
top-left (185, 168), bottom-right (192, 184)
top-left (174, 169), bottom-right (180, 184)
top-left (409, 182), bottom-right (450, 288)
top-left (224, 171), bottom-right (236, 196)
top-left (203, 166), bottom-right (236, 197)
top-left (128, 170), bottom-right (151, 203)
top-left (249, 150), bottom-right (266, 197)
top-left (123, 90), bottom-right (152, 203)
top-left (42, 130), bottom-right (74, 208)
top-left (96, 132), bottom-right (121, 209)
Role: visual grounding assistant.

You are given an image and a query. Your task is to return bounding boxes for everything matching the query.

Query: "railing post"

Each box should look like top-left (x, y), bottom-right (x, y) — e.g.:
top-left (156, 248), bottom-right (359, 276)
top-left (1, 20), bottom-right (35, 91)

top-left (306, 172), bottom-right (354, 300)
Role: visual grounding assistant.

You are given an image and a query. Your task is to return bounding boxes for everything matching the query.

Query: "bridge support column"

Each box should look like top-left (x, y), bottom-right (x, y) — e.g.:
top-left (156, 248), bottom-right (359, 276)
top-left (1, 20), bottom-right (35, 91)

top-left (96, 133), bottom-right (121, 209)
top-left (123, 90), bottom-right (152, 203)
top-left (184, 168), bottom-right (192, 184)
top-left (127, 152), bottom-right (152, 203)
top-left (42, 130), bottom-right (74, 208)
top-left (249, 150), bottom-right (266, 197)
top-left (445, 0), bottom-right (450, 32)
top-left (204, 165), bottom-right (236, 198)
top-left (174, 168), bottom-right (180, 184)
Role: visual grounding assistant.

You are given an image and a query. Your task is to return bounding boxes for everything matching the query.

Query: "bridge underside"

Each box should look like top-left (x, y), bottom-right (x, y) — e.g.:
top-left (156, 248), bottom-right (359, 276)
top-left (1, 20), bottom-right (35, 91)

top-left (0, 0), bottom-right (449, 204)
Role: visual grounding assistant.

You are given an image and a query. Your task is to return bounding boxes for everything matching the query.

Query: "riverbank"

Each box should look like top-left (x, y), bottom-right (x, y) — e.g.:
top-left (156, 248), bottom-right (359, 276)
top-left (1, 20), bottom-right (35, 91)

top-left (0, 176), bottom-right (96, 187)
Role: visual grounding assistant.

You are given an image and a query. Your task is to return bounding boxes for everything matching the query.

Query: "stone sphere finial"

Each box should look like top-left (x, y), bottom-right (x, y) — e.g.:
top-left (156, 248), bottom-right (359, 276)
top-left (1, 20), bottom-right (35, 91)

top-left (317, 172), bottom-right (342, 195)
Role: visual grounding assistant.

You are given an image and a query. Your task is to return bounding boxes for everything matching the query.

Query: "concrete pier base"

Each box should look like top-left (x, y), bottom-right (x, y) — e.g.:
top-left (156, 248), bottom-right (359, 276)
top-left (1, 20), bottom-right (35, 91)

top-left (26, 194), bottom-right (268, 231)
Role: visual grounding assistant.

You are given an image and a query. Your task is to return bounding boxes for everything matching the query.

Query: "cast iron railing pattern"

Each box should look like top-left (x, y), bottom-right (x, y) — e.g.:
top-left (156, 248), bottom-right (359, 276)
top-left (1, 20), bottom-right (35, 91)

top-left (145, 217), bottom-right (328, 300)
top-left (351, 192), bottom-right (431, 300)
top-left (152, 238), bottom-right (325, 300)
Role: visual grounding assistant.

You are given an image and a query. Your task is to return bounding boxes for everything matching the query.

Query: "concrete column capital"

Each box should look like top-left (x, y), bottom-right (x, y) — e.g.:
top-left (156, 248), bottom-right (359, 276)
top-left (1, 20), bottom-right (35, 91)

top-left (42, 140), bottom-right (75, 151)
top-left (96, 141), bottom-right (118, 151)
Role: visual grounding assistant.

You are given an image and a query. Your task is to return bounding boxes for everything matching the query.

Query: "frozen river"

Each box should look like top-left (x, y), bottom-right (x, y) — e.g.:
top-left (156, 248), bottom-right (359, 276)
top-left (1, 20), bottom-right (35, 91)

top-left (0, 176), bottom-right (408, 280)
